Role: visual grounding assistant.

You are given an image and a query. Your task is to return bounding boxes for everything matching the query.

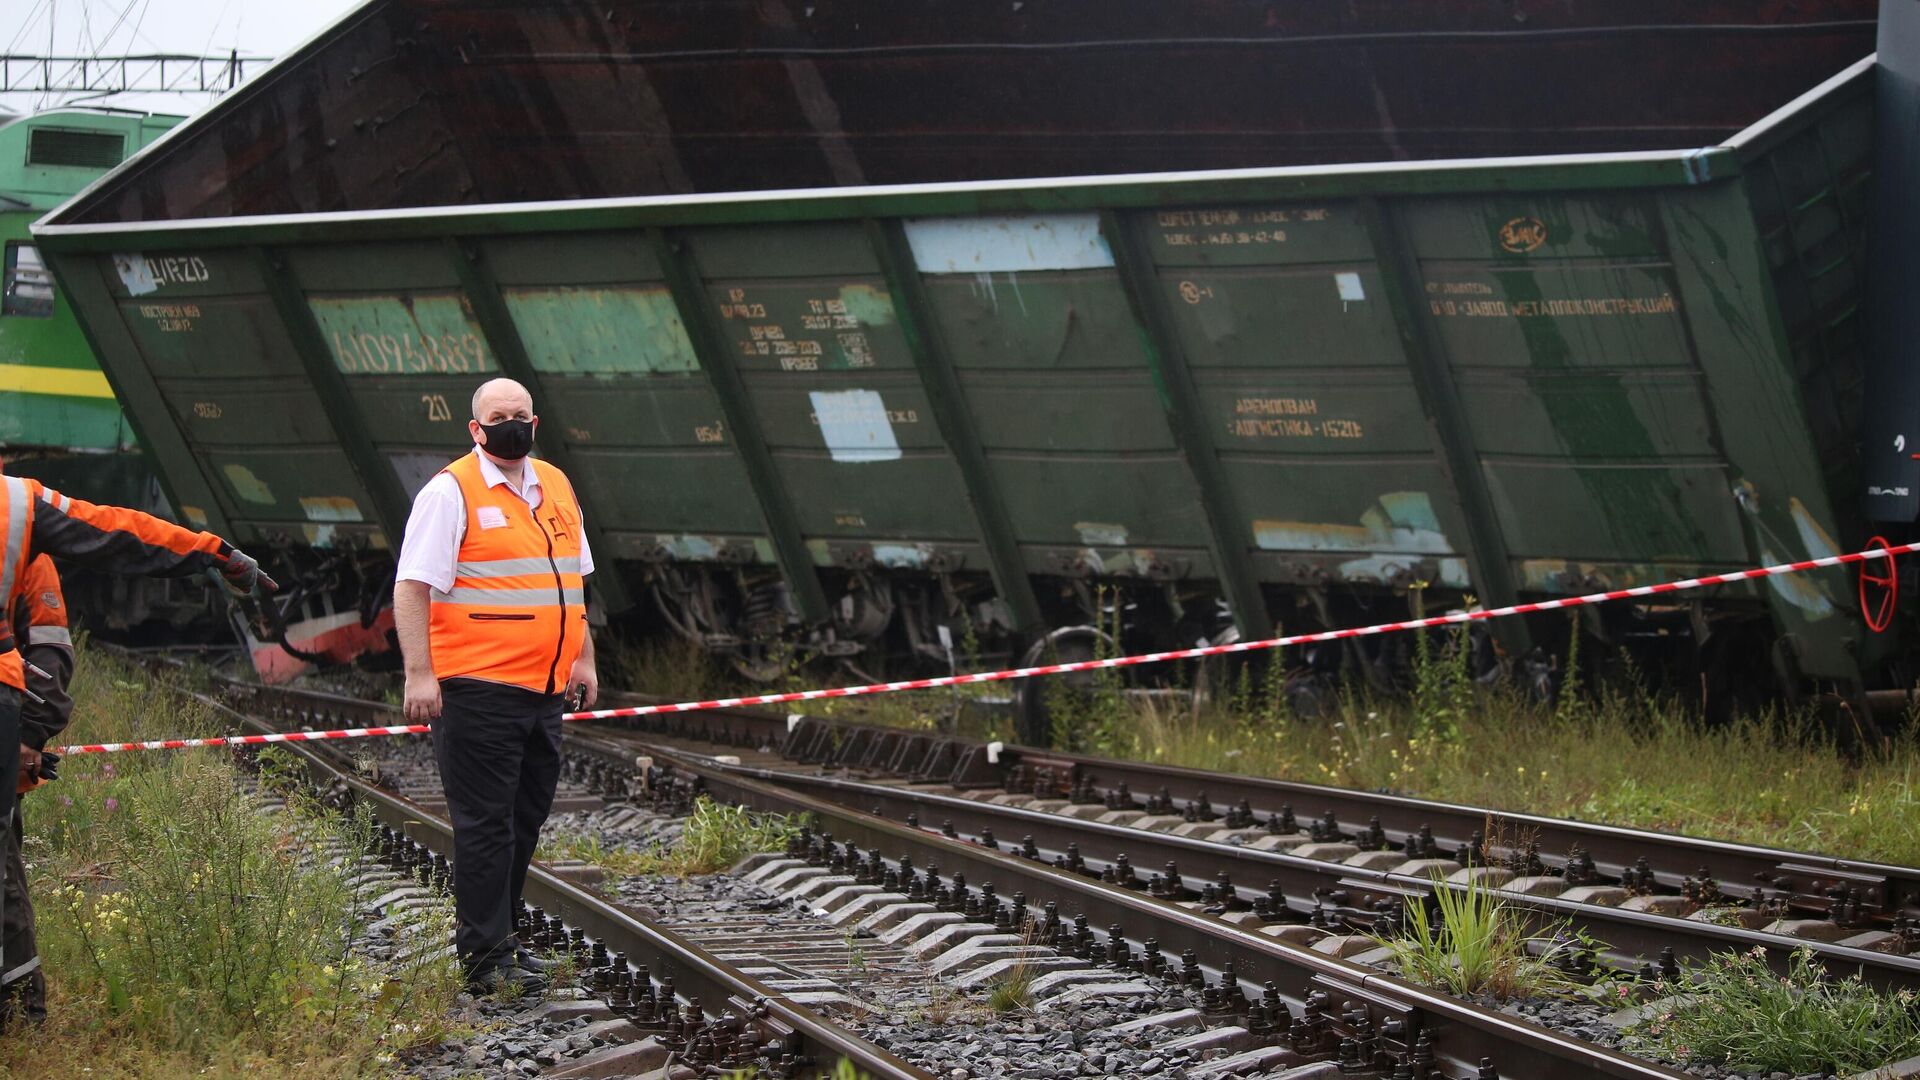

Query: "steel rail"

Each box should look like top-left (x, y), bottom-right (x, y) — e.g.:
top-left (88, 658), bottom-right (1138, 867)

top-left (186, 685), bottom-right (931, 1080)
top-left (591, 689), bottom-right (1920, 921)
top-left (581, 730), bottom-right (1920, 995)
top-left (606, 739), bottom-right (1695, 1080)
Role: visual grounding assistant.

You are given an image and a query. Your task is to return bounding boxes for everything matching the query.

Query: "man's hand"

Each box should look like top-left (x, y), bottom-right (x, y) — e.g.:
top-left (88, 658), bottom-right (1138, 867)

top-left (567, 657), bottom-right (598, 711)
top-left (17, 744), bottom-right (39, 788)
top-left (220, 548), bottom-right (262, 596)
top-left (403, 672), bottom-right (442, 722)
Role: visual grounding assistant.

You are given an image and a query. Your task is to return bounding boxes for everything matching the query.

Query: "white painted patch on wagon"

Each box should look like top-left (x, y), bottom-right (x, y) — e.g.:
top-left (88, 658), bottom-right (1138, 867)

top-left (903, 214), bottom-right (1114, 273)
top-left (112, 252), bottom-right (157, 296)
top-left (809, 389), bottom-right (902, 463)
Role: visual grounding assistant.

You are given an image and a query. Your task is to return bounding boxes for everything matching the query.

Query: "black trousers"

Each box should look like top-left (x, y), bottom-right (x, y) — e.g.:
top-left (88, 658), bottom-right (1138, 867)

top-left (1, 797), bottom-right (43, 1028)
top-left (430, 677), bottom-right (563, 969)
top-left (0, 689), bottom-right (29, 1029)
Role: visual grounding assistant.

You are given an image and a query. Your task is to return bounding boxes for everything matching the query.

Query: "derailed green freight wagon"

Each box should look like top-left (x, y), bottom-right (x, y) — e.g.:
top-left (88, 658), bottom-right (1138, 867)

top-left (28, 3), bottom-right (1883, 711)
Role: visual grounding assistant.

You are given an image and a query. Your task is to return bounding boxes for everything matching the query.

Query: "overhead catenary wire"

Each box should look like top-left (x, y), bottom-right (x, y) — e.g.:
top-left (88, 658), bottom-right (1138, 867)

top-left (4, 0), bottom-right (56, 58)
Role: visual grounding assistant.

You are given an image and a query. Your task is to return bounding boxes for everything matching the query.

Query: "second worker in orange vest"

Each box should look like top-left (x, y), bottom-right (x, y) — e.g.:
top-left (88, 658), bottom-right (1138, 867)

top-left (393, 377), bottom-right (597, 995)
top-left (2, 555), bottom-right (73, 1029)
top-left (0, 471), bottom-right (266, 1021)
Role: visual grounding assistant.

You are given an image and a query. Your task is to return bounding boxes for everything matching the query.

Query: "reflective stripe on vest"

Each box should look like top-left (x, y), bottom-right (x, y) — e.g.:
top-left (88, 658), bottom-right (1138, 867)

top-left (0, 478), bottom-right (28, 612)
top-left (426, 454), bottom-right (587, 694)
top-left (0, 478), bottom-right (33, 692)
top-left (455, 556), bottom-right (583, 578)
top-left (433, 586), bottom-right (587, 607)
top-left (0, 953), bottom-right (39, 986)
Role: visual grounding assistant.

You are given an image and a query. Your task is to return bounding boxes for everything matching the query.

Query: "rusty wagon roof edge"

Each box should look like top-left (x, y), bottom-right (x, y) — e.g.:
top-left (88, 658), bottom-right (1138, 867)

top-left (33, 146), bottom-right (1743, 250)
top-left (31, 47), bottom-right (1874, 253)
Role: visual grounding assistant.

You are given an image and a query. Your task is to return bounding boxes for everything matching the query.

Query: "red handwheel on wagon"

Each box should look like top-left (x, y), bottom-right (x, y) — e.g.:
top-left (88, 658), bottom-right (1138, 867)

top-left (1859, 535), bottom-right (1900, 633)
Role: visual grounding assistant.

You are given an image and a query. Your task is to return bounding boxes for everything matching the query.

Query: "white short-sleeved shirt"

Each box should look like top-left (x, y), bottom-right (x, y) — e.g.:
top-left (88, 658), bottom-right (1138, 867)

top-left (394, 449), bottom-right (595, 593)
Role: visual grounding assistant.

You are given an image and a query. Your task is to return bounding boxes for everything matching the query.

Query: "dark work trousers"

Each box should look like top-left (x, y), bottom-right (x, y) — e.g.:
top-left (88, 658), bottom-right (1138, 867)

top-left (0, 688), bottom-right (30, 1029)
top-left (430, 677), bottom-right (563, 971)
top-left (1, 799), bottom-right (43, 1029)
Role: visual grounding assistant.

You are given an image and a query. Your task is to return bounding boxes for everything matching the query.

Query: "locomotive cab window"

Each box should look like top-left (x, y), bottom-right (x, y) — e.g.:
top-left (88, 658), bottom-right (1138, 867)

top-left (3, 243), bottom-right (54, 318)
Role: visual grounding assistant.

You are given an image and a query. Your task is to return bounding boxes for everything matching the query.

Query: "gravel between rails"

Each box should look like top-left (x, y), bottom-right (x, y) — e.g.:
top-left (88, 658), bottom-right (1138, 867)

top-left (554, 806), bottom-right (1267, 1079)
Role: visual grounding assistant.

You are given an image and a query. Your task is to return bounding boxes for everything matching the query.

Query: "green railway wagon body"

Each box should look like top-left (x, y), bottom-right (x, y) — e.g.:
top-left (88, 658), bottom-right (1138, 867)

top-left (29, 2), bottom-right (1885, 698)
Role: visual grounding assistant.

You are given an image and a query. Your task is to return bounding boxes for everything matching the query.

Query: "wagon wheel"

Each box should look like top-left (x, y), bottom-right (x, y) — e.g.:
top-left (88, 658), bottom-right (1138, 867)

top-left (1013, 625), bottom-right (1120, 748)
top-left (729, 640), bottom-right (795, 683)
top-left (1858, 535), bottom-right (1898, 634)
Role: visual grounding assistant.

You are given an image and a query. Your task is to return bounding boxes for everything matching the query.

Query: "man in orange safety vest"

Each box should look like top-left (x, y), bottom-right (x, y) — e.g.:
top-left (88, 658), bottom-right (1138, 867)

top-left (2, 556), bottom-right (72, 1027)
top-left (393, 377), bottom-right (597, 995)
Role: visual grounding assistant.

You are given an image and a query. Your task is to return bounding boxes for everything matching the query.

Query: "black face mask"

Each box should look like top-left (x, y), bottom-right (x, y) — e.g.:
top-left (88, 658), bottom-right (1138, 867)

top-left (479, 418), bottom-right (535, 461)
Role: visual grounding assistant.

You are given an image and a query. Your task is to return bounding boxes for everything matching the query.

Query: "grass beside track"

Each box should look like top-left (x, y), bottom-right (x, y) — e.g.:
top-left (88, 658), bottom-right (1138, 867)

top-left (0, 647), bottom-right (463, 1079)
top-left (542, 795), bottom-right (801, 879)
top-left (602, 633), bottom-right (1920, 869)
top-left (1076, 688), bottom-right (1920, 869)
top-left (1625, 947), bottom-right (1920, 1073)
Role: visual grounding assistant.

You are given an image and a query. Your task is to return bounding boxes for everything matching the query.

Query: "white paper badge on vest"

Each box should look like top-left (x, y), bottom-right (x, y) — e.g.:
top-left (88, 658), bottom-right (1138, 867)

top-left (476, 506), bottom-right (509, 530)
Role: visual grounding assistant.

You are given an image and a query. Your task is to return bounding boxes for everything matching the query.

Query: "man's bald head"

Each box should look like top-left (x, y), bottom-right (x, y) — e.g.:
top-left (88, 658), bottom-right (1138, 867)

top-left (472, 377), bottom-right (533, 423)
top-left (469, 378), bottom-right (538, 465)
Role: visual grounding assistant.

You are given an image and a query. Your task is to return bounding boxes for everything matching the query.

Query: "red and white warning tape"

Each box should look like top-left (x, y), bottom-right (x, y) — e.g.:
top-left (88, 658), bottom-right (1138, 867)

top-left (59, 724), bottom-right (435, 756)
top-left (56, 540), bottom-right (1916, 756)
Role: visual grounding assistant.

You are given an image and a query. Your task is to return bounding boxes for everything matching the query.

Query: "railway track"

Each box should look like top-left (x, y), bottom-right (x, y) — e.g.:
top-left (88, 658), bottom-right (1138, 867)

top-left (580, 730), bottom-right (1920, 993)
top-left (598, 692), bottom-right (1920, 926)
top-left (276, 679), bottom-right (1920, 988)
top-left (208, 674), bottom-right (1920, 1078)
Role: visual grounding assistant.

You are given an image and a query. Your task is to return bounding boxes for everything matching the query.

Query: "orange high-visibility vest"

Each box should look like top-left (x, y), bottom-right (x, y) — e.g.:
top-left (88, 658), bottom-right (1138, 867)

top-left (427, 453), bottom-right (588, 695)
top-left (0, 478), bottom-right (33, 693)
top-left (14, 554), bottom-right (70, 651)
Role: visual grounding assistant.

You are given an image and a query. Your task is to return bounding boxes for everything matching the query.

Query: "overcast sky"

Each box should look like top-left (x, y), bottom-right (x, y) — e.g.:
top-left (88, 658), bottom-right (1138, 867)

top-left (2, 0), bottom-right (363, 117)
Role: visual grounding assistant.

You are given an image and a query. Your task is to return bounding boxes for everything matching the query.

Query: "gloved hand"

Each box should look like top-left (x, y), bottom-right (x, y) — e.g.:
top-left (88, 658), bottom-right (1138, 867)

top-left (16, 744), bottom-right (41, 796)
top-left (220, 548), bottom-right (265, 596)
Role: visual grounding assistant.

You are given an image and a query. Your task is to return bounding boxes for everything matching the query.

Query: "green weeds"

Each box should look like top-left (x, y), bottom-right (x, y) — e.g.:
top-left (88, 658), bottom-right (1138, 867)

top-left (840, 927), bottom-right (870, 977)
top-left (981, 922), bottom-right (1042, 1013)
top-left (1626, 947), bottom-right (1920, 1074)
top-left (653, 797), bottom-right (802, 876)
top-left (1408, 585), bottom-right (1474, 743)
top-left (1040, 592), bottom-right (1131, 753)
top-left (985, 963), bottom-right (1036, 1013)
top-left (598, 632), bottom-right (733, 704)
top-left (539, 829), bottom-right (659, 878)
top-left (1371, 873), bottom-right (1601, 1000)
top-left (5, 647), bottom-right (463, 1079)
top-left (544, 796), bottom-right (802, 881)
